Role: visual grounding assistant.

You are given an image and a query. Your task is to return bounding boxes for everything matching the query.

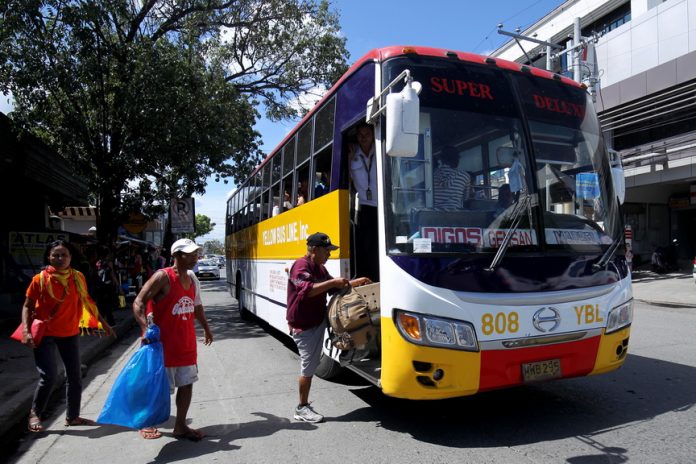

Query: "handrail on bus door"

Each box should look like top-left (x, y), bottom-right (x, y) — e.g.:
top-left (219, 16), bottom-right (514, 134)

top-left (365, 69), bottom-right (420, 124)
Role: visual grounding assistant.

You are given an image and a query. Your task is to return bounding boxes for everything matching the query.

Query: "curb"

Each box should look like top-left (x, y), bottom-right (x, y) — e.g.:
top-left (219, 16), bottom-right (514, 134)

top-left (634, 299), bottom-right (696, 309)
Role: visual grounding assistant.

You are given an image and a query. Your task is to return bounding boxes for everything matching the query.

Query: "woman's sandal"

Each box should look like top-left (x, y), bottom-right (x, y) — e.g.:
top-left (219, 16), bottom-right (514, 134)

top-left (28, 411), bottom-right (44, 433)
top-left (139, 427), bottom-right (162, 439)
top-left (64, 417), bottom-right (96, 426)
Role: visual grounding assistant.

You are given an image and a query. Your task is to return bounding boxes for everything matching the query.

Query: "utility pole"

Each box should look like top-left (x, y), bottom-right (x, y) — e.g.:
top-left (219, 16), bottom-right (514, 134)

top-left (497, 20), bottom-right (600, 101)
top-left (496, 24), bottom-right (563, 70)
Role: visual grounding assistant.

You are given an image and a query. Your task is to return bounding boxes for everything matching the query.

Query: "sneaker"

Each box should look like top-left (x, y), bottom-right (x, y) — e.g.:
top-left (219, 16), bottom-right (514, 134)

top-left (293, 404), bottom-right (324, 423)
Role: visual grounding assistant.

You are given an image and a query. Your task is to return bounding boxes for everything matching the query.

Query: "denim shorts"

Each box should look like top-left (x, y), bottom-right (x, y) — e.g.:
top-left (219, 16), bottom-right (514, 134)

top-left (291, 321), bottom-right (326, 377)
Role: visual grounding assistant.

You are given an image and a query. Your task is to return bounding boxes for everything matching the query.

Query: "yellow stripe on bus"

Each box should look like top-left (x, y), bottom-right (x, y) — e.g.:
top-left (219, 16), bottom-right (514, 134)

top-left (227, 189), bottom-right (351, 260)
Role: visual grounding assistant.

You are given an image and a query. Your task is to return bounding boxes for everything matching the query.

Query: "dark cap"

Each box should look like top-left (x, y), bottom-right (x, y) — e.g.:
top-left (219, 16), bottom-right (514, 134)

top-left (307, 232), bottom-right (339, 250)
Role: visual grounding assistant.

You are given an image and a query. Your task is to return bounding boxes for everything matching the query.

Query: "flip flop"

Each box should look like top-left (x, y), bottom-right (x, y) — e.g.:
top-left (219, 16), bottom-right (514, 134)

top-left (28, 412), bottom-right (44, 433)
top-left (140, 428), bottom-right (162, 439)
top-left (173, 427), bottom-right (204, 442)
top-left (64, 417), bottom-right (96, 426)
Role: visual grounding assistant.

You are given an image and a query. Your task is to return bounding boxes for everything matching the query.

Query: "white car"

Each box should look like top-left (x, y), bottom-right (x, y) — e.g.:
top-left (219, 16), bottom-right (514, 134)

top-left (196, 259), bottom-right (220, 280)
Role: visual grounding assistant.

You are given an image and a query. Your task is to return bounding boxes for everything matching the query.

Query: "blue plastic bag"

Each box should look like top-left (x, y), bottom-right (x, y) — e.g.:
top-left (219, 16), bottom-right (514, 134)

top-left (97, 324), bottom-right (170, 429)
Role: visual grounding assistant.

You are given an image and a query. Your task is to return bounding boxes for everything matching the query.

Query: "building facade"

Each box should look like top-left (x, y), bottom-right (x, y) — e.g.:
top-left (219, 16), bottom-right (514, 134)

top-left (492, 0), bottom-right (696, 267)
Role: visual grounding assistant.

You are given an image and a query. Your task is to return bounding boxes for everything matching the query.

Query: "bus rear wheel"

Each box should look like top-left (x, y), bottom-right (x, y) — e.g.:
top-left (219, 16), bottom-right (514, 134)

top-left (315, 352), bottom-right (343, 379)
top-left (235, 276), bottom-right (252, 321)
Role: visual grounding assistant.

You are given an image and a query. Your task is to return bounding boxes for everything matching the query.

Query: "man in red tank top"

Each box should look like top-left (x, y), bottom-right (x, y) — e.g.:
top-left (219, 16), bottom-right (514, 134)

top-left (133, 238), bottom-right (213, 441)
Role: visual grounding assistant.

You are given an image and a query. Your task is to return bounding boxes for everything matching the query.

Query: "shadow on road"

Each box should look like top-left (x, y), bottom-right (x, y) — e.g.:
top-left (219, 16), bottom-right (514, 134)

top-left (144, 412), bottom-right (317, 463)
top-left (331, 353), bottom-right (695, 451)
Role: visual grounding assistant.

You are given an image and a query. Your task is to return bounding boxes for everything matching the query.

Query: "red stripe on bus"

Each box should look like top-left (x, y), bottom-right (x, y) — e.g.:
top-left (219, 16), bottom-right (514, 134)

top-left (478, 336), bottom-right (600, 391)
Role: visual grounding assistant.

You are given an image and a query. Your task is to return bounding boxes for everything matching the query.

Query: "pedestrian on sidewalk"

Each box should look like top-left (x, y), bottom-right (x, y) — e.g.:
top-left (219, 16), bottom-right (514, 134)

top-left (20, 240), bottom-right (114, 433)
top-left (94, 246), bottom-right (122, 326)
top-left (286, 232), bottom-right (371, 423)
top-left (132, 238), bottom-right (213, 441)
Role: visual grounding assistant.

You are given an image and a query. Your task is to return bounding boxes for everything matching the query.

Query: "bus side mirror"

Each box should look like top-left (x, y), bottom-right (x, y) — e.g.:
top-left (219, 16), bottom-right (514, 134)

top-left (608, 149), bottom-right (625, 204)
top-left (386, 81), bottom-right (421, 157)
top-left (612, 166), bottom-right (625, 204)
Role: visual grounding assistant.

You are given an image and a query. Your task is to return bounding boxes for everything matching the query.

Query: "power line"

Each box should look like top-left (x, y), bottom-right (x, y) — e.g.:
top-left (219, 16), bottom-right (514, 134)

top-left (473, 0), bottom-right (563, 53)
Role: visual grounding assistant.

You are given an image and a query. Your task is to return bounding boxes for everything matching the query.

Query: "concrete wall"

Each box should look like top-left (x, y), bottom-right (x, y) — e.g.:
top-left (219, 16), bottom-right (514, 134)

top-left (625, 155), bottom-right (696, 194)
top-left (595, 0), bottom-right (696, 89)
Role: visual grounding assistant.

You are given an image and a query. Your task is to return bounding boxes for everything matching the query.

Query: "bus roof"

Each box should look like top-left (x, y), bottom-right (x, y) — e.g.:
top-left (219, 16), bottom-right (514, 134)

top-left (250, 45), bottom-right (583, 178)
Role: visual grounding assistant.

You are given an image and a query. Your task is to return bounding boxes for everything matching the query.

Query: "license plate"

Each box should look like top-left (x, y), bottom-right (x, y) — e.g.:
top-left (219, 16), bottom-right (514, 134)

top-left (522, 359), bottom-right (561, 382)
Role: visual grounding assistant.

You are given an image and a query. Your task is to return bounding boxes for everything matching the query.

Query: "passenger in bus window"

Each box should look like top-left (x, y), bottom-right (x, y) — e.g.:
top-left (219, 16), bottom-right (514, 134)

top-left (286, 232), bottom-right (371, 423)
top-left (433, 145), bottom-right (471, 211)
top-left (349, 122), bottom-right (379, 282)
top-left (283, 190), bottom-right (293, 211)
top-left (297, 180), bottom-right (308, 206)
top-left (314, 172), bottom-right (329, 198)
top-left (273, 190), bottom-right (293, 216)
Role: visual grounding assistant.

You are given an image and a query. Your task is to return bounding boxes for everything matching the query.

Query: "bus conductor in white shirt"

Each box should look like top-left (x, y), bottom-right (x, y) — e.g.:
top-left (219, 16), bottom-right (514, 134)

top-left (349, 122), bottom-right (379, 282)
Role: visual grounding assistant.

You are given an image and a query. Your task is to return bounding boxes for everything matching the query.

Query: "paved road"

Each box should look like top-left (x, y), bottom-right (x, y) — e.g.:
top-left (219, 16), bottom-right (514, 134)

top-left (7, 275), bottom-right (696, 463)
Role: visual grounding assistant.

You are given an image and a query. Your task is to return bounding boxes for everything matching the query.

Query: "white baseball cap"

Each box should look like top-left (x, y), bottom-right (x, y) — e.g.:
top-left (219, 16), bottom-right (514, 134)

top-left (171, 238), bottom-right (201, 255)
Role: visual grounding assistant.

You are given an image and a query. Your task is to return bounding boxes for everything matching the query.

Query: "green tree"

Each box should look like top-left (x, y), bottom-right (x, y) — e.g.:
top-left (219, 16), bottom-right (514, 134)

top-left (182, 214), bottom-right (214, 240)
top-left (0, 0), bottom-right (348, 245)
top-left (203, 239), bottom-right (225, 255)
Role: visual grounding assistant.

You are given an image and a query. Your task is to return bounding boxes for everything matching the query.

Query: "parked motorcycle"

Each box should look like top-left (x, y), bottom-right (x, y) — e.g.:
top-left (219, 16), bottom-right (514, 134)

top-left (651, 239), bottom-right (679, 273)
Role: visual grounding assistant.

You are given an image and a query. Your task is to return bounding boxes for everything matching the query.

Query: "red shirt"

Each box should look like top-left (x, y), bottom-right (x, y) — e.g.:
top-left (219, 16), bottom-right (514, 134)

top-left (286, 256), bottom-right (332, 330)
top-left (147, 267), bottom-right (197, 367)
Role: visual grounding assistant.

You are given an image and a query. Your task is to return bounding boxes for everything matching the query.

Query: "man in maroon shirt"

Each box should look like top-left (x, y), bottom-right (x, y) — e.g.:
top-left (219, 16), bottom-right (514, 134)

top-left (286, 232), bottom-right (370, 423)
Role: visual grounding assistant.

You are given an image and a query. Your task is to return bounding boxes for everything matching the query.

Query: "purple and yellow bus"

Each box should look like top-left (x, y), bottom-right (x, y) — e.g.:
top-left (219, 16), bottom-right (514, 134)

top-left (225, 46), bottom-right (632, 399)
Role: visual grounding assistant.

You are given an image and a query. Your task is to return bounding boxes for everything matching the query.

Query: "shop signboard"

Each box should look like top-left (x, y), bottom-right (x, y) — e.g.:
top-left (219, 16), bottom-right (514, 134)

top-left (9, 231), bottom-right (70, 279)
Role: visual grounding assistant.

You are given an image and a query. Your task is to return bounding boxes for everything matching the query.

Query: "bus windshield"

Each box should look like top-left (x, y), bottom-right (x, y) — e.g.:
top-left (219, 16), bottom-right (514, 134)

top-left (384, 57), bottom-right (620, 256)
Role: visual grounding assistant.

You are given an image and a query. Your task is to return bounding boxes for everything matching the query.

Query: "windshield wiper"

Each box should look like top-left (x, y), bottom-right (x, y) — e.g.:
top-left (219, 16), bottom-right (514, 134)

top-left (592, 237), bottom-right (621, 270)
top-left (486, 192), bottom-right (533, 272)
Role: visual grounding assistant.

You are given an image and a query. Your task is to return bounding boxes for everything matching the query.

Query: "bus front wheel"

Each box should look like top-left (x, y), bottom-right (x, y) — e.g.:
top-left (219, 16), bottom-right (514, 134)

top-left (315, 352), bottom-right (343, 379)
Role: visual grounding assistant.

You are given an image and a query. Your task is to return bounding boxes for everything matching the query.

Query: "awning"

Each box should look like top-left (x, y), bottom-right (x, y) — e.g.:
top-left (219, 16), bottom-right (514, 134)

top-left (56, 206), bottom-right (97, 218)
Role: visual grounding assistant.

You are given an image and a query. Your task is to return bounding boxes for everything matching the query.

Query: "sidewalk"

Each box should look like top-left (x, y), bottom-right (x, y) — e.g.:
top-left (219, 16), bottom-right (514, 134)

top-left (0, 307), bottom-right (135, 450)
top-left (630, 268), bottom-right (696, 308)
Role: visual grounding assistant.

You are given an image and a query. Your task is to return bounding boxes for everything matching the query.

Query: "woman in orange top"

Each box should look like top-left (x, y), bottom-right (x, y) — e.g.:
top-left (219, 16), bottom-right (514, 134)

top-left (20, 240), bottom-right (114, 433)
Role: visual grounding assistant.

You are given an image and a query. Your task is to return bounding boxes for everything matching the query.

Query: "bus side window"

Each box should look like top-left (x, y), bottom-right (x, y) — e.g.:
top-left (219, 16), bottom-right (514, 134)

top-left (313, 145), bottom-right (332, 199)
top-left (296, 163), bottom-right (310, 206)
top-left (282, 138), bottom-right (296, 211)
top-left (271, 183), bottom-right (281, 216)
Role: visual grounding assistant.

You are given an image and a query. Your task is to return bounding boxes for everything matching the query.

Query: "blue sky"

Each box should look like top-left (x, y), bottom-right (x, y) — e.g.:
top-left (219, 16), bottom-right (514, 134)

top-left (195, 0), bottom-right (566, 243)
top-left (2, 1), bottom-right (567, 243)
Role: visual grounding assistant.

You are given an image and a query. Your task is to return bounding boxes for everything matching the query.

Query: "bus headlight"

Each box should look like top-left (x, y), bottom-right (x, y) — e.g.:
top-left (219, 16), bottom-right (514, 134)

top-left (606, 300), bottom-right (633, 334)
top-left (395, 310), bottom-right (479, 351)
